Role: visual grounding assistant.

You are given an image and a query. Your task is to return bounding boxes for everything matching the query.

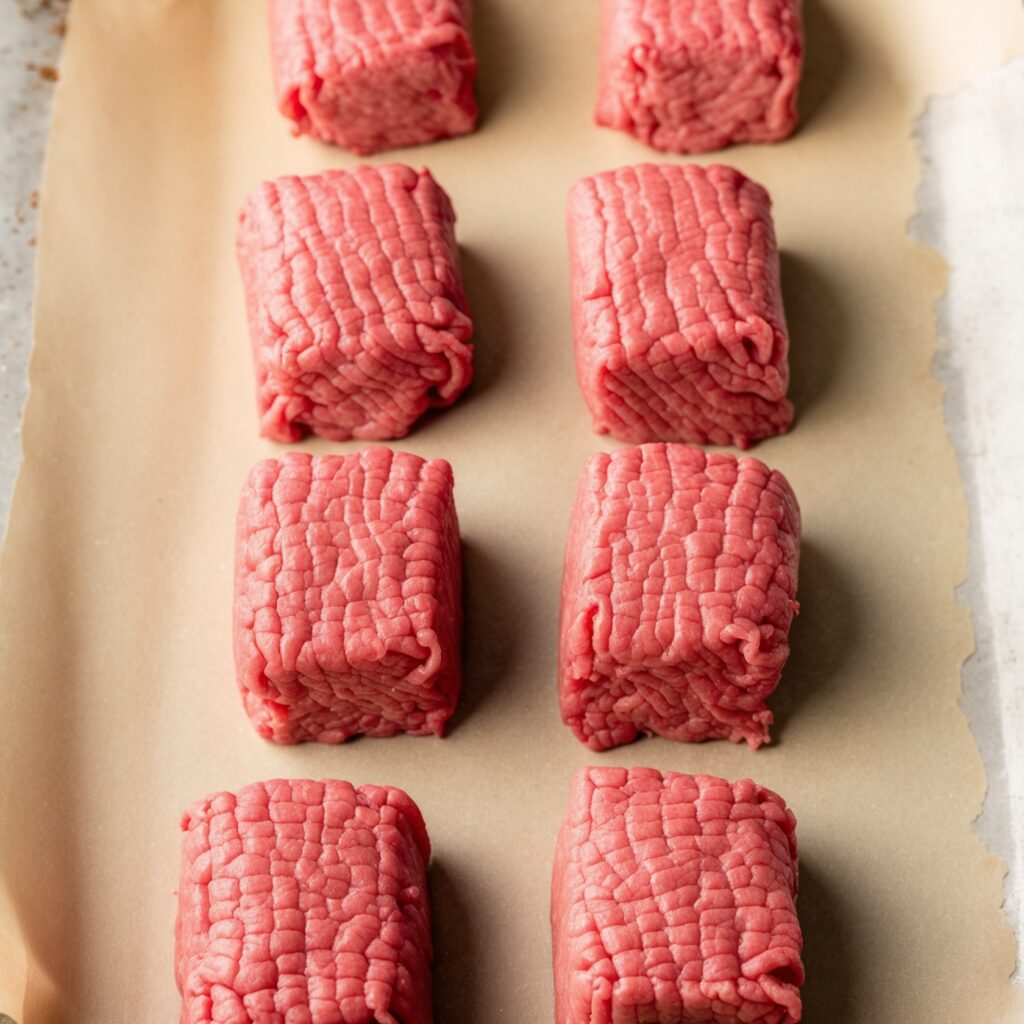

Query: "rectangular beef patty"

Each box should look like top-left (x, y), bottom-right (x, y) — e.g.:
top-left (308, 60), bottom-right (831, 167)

top-left (234, 449), bottom-right (462, 744)
top-left (568, 163), bottom-right (792, 449)
top-left (596, 0), bottom-right (803, 153)
top-left (237, 165), bottom-right (473, 443)
top-left (270, 0), bottom-right (478, 154)
top-left (176, 779), bottom-right (433, 1024)
top-left (558, 444), bottom-right (800, 750)
top-left (552, 767), bottom-right (803, 1024)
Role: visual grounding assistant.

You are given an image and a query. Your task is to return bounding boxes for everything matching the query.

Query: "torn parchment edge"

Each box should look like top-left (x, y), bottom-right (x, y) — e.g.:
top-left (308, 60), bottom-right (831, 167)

top-left (911, 58), bottom-right (1024, 984)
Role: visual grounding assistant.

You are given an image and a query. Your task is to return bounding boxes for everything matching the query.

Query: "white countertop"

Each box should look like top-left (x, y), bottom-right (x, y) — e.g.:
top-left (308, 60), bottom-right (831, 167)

top-left (1, 0), bottom-right (1021, 972)
top-left (0, 1), bottom-right (64, 513)
top-left (913, 60), bottom-right (1024, 950)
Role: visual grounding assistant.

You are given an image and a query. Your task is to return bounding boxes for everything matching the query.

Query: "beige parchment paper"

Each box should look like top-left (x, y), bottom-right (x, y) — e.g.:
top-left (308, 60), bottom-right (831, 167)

top-left (2, 1), bottom-right (1024, 1020)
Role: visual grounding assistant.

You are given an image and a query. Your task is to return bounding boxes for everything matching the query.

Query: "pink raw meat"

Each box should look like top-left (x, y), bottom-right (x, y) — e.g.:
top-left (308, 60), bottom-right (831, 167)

top-left (558, 444), bottom-right (800, 750)
top-left (176, 778), bottom-right (433, 1024)
top-left (596, 0), bottom-right (803, 153)
top-left (552, 766), bottom-right (803, 1024)
top-left (270, 0), bottom-right (478, 154)
top-left (568, 163), bottom-right (792, 449)
top-left (237, 165), bottom-right (473, 443)
top-left (234, 449), bottom-right (462, 744)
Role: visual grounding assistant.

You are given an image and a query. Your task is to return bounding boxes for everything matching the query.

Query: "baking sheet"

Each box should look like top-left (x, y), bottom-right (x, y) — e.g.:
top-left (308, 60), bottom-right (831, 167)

top-left (2, 0), bottom-right (1024, 1020)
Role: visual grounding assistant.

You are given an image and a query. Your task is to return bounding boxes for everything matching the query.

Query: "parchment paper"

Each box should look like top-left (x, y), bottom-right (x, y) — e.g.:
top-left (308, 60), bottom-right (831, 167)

top-left (2, 1), bottom-right (1023, 1020)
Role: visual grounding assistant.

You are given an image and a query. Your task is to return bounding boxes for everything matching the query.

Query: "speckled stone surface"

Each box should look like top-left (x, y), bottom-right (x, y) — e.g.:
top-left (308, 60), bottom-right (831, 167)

top-left (0, 0), bottom-right (66, 531)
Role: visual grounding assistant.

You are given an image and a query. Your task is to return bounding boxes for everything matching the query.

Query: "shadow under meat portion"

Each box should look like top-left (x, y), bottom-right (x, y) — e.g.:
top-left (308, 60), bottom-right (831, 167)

top-left (430, 858), bottom-right (484, 1024)
top-left (772, 537), bottom-right (861, 738)
top-left (459, 243), bottom-right (512, 398)
top-left (469, 0), bottom-right (521, 128)
top-left (799, 0), bottom-right (850, 128)
top-left (782, 250), bottom-right (850, 426)
top-left (797, 858), bottom-right (856, 1023)
top-left (450, 536), bottom-right (530, 732)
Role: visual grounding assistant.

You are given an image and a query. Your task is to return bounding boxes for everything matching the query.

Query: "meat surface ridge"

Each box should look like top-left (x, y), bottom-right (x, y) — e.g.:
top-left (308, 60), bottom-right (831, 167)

top-left (596, 0), bottom-right (804, 153)
top-left (234, 448), bottom-right (462, 744)
top-left (551, 766), bottom-right (803, 1024)
top-left (568, 162), bottom-right (793, 448)
top-left (237, 164), bottom-right (473, 443)
top-left (270, 0), bottom-right (478, 154)
top-left (176, 778), bottom-right (433, 1024)
top-left (558, 443), bottom-right (800, 750)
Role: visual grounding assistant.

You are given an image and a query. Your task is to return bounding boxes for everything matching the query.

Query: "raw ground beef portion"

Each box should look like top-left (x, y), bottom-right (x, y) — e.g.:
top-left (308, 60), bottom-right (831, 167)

top-left (237, 165), bottom-right (473, 443)
top-left (552, 766), bottom-right (803, 1024)
top-left (176, 779), bottom-right (433, 1024)
top-left (568, 163), bottom-right (793, 449)
top-left (595, 0), bottom-right (803, 153)
top-left (558, 444), bottom-right (800, 750)
top-left (270, 0), bottom-right (478, 154)
top-left (234, 449), bottom-right (462, 744)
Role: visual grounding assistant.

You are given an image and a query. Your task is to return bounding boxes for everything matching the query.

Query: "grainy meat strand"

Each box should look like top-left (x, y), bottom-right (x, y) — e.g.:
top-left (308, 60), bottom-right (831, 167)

top-left (596, 0), bottom-right (803, 153)
top-left (234, 449), bottom-right (462, 744)
top-left (558, 444), bottom-right (800, 750)
top-left (270, 0), bottom-right (478, 154)
top-left (237, 165), bottom-right (473, 443)
top-left (176, 779), bottom-right (433, 1024)
top-left (568, 163), bottom-right (792, 448)
top-left (552, 766), bottom-right (803, 1024)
